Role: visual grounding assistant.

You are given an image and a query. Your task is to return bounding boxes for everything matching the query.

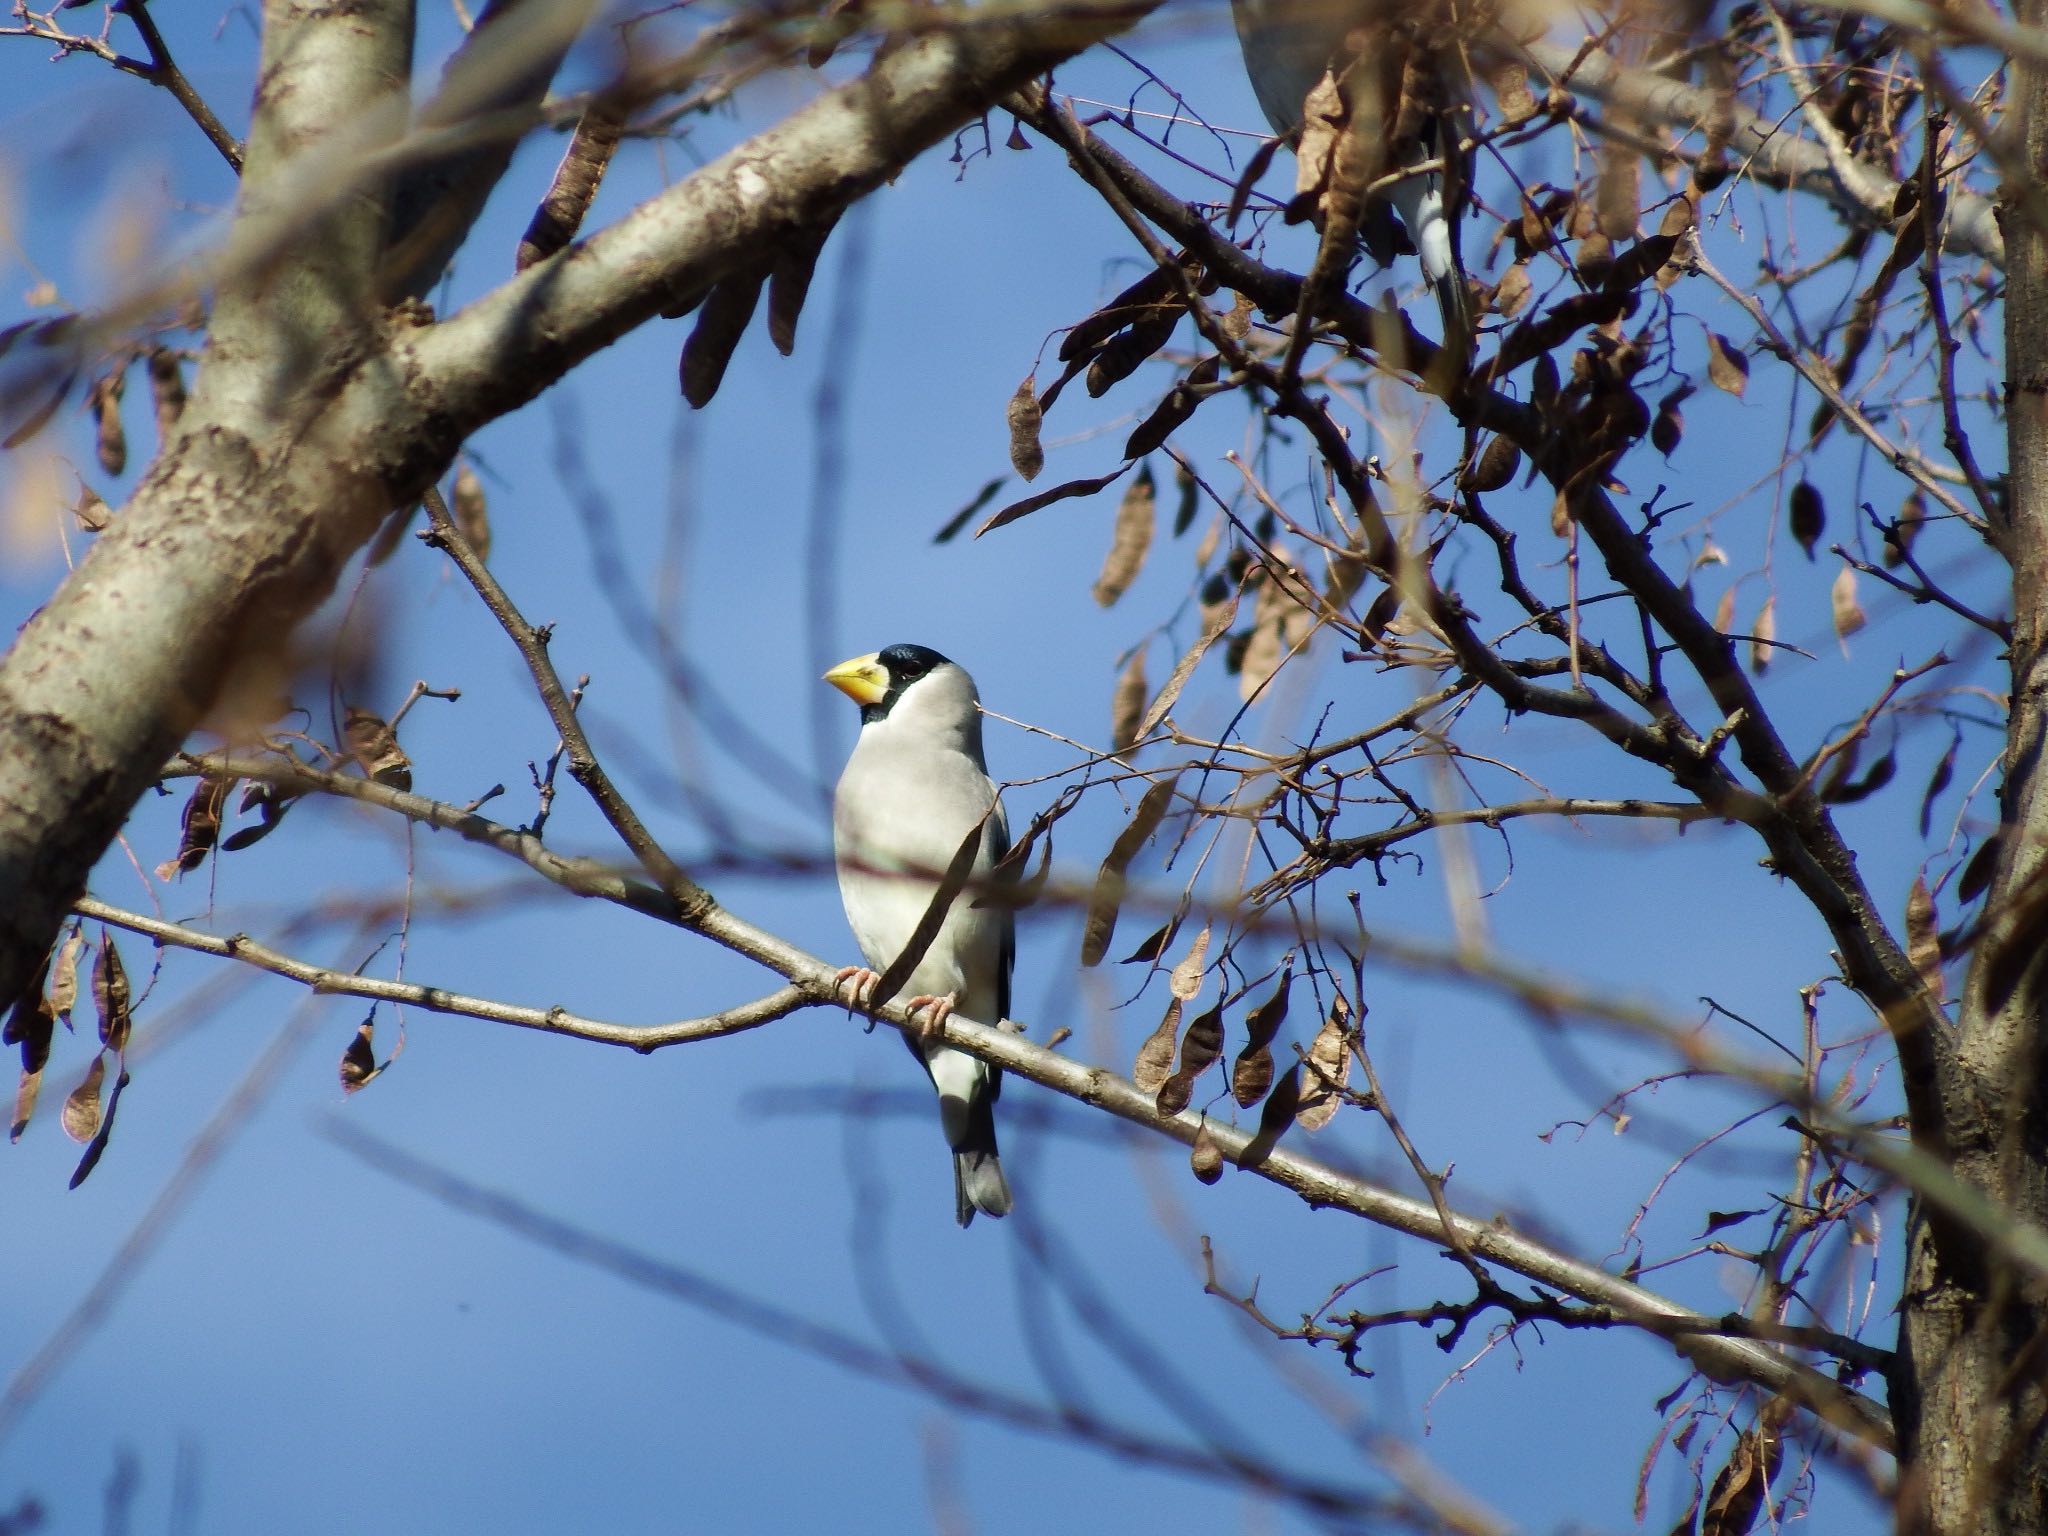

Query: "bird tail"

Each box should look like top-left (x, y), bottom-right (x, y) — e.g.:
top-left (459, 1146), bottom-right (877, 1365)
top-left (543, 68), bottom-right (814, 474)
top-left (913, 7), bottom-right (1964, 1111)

top-left (951, 1092), bottom-right (1012, 1228)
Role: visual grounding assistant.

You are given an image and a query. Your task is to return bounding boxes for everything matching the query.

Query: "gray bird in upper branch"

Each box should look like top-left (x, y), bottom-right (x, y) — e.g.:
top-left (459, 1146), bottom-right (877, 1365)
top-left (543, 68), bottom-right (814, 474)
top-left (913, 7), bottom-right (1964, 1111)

top-left (825, 644), bottom-right (1013, 1227)
top-left (1230, 0), bottom-right (1474, 351)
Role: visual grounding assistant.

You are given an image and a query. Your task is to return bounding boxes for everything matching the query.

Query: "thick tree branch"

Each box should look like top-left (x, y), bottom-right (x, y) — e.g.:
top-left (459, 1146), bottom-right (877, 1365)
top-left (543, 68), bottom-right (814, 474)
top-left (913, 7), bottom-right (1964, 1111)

top-left (1516, 35), bottom-right (2005, 269)
top-left (0, 0), bottom-right (1162, 1016)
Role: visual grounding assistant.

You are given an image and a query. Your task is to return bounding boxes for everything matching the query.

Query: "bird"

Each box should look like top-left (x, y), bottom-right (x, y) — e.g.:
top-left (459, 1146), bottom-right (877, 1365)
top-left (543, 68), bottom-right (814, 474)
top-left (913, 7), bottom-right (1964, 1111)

top-left (824, 643), bottom-right (1014, 1227)
top-left (1229, 0), bottom-right (1473, 351)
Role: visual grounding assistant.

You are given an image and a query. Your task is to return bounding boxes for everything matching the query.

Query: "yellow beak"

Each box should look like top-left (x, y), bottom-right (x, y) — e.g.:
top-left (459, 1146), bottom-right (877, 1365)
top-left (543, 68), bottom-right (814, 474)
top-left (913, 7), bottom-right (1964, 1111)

top-left (823, 652), bottom-right (888, 706)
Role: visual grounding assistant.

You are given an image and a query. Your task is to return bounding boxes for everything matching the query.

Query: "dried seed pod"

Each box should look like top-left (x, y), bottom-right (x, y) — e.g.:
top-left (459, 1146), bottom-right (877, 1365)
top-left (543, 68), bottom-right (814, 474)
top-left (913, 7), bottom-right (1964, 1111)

top-left (1157, 996), bottom-right (1223, 1116)
top-left (1133, 999), bottom-right (1179, 1094)
top-left (1230, 968), bottom-right (1291, 1109)
top-left (1749, 596), bottom-right (1777, 675)
top-left (87, 369), bottom-right (126, 477)
top-left (1079, 775), bottom-right (1178, 966)
top-left (91, 935), bottom-right (131, 1054)
top-left (1092, 464), bottom-right (1156, 607)
top-left (1885, 491), bottom-right (1926, 567)
top-left (156, 773), bottom-right (232, 880)
top-left (1297, 995), bottom-right (1353, 1131)
top-left (1788, 481), bottom-right (1825, 559)
top-left (517, 102), bottom-right (625, 272)
top-left (146, 347), bottom-right (185, 439)
top-left (452, 461), bottom-right (490, 563)
top-left (1459, 436), bottom-right (1521, 493)
top-left (340, 1017), bottom-right (381, 1094)
top-left (1189, 1120), bottom-right (1225, 1184)
top-left (1007, 377), bottom-right (1044, 482)
top-left (766, 218), bottom-right (836, 356)
top-left (1831, 566), bottom-right (1866, 644)
top-left (344, 708), bottom-right (413, 790)
top-left (1110, 644), bottom-right (1147, 752)
top-left (1706, 332), bottom-right (1749, 395)
top-left (73, 482), bottom-right (111, 532)
top-left (46, 931), bottom-right (82, 1025)
top-left (61, 1053), bottom-right (106, 1144)
top-left (678, 272), bottom-right (765, 408)
top-left (1169, 924), bottom-right (1211, 1000)
top-left (1123, 354), bottom-right (1221, 461)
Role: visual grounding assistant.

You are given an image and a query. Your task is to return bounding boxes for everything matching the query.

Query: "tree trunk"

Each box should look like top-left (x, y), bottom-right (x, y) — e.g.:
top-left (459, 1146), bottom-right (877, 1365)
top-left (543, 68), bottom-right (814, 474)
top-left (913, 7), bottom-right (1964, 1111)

top-left (1892, 4), bottom-right (2048, 1528)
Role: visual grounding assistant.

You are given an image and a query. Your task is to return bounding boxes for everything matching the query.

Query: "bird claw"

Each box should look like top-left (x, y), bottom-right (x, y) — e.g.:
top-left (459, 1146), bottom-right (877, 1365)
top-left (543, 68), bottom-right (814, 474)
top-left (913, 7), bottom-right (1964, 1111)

top-left (904, 992), bottom-right (957, 1041)
top-left (834, 966), bottom-right (881, 1011)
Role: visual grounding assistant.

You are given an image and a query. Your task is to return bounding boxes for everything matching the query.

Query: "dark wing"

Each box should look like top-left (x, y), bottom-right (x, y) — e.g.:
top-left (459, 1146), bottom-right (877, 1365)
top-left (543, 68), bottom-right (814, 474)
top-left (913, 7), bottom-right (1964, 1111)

top-left (988, 795), bottom-right (1014, 1026)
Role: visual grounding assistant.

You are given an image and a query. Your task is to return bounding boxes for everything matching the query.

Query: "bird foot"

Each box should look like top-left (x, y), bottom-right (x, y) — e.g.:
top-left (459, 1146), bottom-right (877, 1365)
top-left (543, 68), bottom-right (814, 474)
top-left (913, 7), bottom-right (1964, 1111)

top-left (904, 992), bottom-right (958, 1041)
top-left (834, 966), bottom-right (881, 1011)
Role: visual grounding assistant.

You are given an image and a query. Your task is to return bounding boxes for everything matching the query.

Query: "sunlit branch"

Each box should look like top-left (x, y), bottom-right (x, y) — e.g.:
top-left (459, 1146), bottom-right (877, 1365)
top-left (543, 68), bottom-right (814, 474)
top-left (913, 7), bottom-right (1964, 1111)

top-left (74, 897), bottom-right (806, 1050)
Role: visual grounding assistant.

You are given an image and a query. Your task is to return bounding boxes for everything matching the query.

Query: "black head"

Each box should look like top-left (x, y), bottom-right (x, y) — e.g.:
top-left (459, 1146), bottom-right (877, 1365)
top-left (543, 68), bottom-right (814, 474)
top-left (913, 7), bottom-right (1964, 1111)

top-left (866, 644), bottom-right (953, 723)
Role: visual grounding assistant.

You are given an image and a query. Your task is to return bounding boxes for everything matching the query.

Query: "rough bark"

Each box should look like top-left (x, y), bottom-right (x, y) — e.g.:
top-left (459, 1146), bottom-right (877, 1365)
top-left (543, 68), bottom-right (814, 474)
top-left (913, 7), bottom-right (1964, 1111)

top-left (1891, 1), bottom-right (2048, 1529)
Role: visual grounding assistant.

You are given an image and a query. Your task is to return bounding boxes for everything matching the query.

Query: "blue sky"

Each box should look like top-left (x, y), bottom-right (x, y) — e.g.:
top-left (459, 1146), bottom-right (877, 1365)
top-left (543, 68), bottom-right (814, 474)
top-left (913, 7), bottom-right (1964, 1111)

top-left (0, 3), bottom-right (1993, 1530)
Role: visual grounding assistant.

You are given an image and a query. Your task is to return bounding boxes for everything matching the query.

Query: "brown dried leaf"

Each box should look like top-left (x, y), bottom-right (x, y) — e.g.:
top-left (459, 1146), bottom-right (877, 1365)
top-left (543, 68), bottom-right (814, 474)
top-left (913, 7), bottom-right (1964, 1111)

top-left (452, 462), bottom-right (491, 564)
top-left (340, 1018), bottom-right (381, 1094)
top-left (1831, 566), bottom-right (1866, 646)
top-left (1748, 596), bottom-right (1776, 675)
top-left (1006, 376), bottom-right (1044, 482)
top-left (1297, 995), bottom-right (1353, 1131)
top-left (1189, 1119), bottom-right (1225, 1184)
top-left (61, 1052), bottom-right (106, 1143)
top-left (1092, 464), bottom-right (1155, 607)
top-left (67, 1064), bottom-right (128, 1188)
top-left (92, 935), bottom-right (131, 1054)
top-left (1706, 332), bottom-right (1749, 396)
top-left (1133, 998), bottom-right (1180, 1093)
top-left (1079, 775), bottom-right (1179, 966)
top-left (1906, 875), bottom-right (1942, 998)
top-left (344, 708), bottom-right (413, 790)
top-left (1110, 644), bottom-right (1147, 752)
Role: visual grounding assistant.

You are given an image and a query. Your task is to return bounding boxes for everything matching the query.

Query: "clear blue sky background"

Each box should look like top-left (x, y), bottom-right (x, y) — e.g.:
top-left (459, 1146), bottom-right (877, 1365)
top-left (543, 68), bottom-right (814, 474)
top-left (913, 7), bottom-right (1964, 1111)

top-left (0, 3), bottom-right (1996, 1531)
